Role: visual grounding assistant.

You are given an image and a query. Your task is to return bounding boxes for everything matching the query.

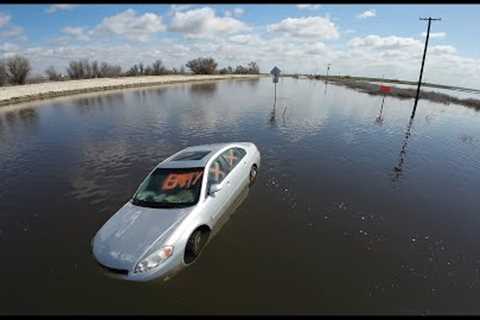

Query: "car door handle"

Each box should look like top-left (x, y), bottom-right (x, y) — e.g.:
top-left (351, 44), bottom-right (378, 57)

top-left (226, 180), bottom-right (231, 185)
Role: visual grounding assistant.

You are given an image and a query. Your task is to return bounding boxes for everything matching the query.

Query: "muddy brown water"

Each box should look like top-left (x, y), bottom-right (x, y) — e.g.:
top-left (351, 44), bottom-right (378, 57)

top-left (1, 78), bottom-right (480, 314)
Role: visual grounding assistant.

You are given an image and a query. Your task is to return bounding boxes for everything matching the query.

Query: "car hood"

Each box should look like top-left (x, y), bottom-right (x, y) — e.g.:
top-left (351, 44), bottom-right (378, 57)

top-left (92, 201), bottom-right (194, 271)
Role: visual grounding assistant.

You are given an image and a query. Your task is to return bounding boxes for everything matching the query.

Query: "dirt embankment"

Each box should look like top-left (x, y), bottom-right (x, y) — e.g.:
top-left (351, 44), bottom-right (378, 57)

top-left (0, 74), bottom-right (264, 107)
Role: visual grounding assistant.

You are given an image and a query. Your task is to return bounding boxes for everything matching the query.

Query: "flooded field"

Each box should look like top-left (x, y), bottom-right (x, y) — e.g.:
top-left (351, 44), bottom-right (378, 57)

top-left (1, 77), bottom-right (480, 314)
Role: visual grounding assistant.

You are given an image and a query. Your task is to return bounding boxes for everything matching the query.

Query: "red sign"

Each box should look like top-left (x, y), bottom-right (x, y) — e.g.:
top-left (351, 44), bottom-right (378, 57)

top-left (162, 171), bottom-right (203, 190)
top-left (379, 85), bottom-right (392, 94)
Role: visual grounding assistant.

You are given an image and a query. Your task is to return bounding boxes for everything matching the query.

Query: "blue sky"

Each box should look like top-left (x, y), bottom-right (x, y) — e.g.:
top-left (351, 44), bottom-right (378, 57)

top-left (1, 4), bottom-right (479, 87)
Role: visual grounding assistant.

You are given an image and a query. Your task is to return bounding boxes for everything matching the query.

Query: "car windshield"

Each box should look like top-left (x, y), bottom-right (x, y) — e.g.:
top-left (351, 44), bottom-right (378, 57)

top-left (132, 167), bottom-right (204, 208)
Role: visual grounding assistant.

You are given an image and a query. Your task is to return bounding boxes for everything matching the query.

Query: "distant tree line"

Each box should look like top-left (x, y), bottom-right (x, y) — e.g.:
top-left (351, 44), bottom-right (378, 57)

top-left (218, 62), bottom-right (260, 75)
top-left (0, 55), bottom-right (261, 87)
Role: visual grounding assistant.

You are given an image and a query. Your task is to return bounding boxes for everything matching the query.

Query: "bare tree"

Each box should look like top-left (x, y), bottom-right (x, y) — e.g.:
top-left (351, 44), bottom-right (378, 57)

top-left (45, 66), bottom-right (62, 81)
top-left (66, 60), bottom-right (84, 79)
top-left (247, 61), bottom-right (260, 74)
top-left (82, 59), bottom-right (92, 78)
top-left (186, 57), bottom-right (217, 74)
top-left (144, 66), bottom-right (153, 75)
top-left (100, 62), bottom-right (122, 77)
top-left (151, 59), bottom-right (167, 75)
top-left (126, 64), bottom-right (140, 76)
top-left (6, 55), bottom-right (31, 85)
top-left (91, 60), bottom-right (99, 78)
top-left (0, 60), bottom-right (7, 86)
top-left (234, 65), bottom-right (248, 74)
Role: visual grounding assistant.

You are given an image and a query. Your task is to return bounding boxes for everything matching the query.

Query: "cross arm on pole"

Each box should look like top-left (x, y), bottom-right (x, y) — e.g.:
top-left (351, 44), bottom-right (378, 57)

top-left (420, 17), bottom-right (441, 21)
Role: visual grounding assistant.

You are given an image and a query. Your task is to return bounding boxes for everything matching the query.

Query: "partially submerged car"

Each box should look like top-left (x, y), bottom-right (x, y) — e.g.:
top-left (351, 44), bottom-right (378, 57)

top-left (91, 142), bottom-right (261, 281)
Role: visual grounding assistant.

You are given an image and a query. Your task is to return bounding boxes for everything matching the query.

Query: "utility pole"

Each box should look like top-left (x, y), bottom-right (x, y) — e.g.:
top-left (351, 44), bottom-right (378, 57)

top-left (326, 64), bottom-right (331, 79)
top-left (412, 17), bottom-right (441, 118)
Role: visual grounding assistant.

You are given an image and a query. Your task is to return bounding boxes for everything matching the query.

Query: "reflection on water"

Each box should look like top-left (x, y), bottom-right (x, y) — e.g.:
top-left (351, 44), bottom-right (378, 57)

top-left (392, 115), bottom-right (415, 182)
top-left (189, 82), bottom-right (218, 98)
top-left (0, 107), bottom-right (39, 130)
top-left (75, 92), bottom-right (126, 111)
top-left (375, 96), bottom-right (385, 126)
top-left (1, 78), bottom-right (480, 314)
top-left (242, 78), bottom-right (260, 88)
top-left (268, 101), bottom-right (287, 128)
top-left (210, 185), bottom-right (249, 240)
top-left (269, 103), bottom-right (276, 127)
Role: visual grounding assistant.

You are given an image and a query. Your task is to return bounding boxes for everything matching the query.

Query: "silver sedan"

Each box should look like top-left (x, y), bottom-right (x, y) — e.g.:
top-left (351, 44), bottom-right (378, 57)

top-left (91, 142), bottom-right (261, 282)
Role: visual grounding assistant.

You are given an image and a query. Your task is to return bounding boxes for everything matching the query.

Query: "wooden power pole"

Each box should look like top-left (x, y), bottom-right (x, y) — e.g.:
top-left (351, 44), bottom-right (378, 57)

top-left (412, 17), bottom-right (441, 118)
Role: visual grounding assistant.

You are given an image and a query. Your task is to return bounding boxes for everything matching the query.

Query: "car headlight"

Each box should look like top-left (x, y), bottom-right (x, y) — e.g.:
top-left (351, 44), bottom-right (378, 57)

top-left (134, 246), bottom-right (174, 274)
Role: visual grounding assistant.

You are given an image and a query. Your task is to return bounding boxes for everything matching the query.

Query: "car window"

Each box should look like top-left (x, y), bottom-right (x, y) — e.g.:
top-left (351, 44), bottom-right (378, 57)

top-left (132, 167), bottom-right (204, 208)
top-left (208, 155), bottom-right (229, 186)
top-left (234, 148), bottom-right (246, 162)
top-left (221, 148), bottom-right (241, 169)
top-left (207, 148), bottom-right (247, 189)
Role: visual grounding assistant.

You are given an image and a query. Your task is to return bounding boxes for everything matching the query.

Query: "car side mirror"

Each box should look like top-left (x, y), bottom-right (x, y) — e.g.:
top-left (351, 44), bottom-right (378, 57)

top-left (208, 184), bottom-right (222, 196)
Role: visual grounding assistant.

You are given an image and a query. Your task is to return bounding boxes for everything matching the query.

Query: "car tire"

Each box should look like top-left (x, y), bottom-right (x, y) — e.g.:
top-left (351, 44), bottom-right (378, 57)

top-left (249, 165), bottom-right (258, 187)
top-left (184, 229), bottom-right (208, 264)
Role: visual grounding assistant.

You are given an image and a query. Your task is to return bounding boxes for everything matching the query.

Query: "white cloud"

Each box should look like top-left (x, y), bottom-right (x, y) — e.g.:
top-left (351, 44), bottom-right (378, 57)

top-left (348, 35), bottom-right (421, 50)
top-left (0, 42), bottom-right (18, 51)
top-left (421, 31), bottom-right (446, 38)
top-left (267, 16), bottom-right (339, 40)
top-left (357, 9), bottom-right (376, 19)
top-left (304, 42), bottom-right (329, 55)
top-left (94, 9), bottom-right (166, 42)
top-left (228, 34), bottom-right (260, 45)
top-left (0, 25), bottom-right (24, 38)
top-left (0, 13), bottom-right (25, 40)
top-left (430, 45), bottom-right (456, 55)
top-left (0, 12), bottom-right (11, 27)
top-left (46, 5), bottom-right (77, 14)
top-left (62, 27), bottom-right (90, 41)
top-left (296, 5), bottom-right (322, 10)
top-left (234, 8), bottom-right (245, 17)
top-left (169, 7), bottom-right (250, 37)
top-left (225, 8), bottom-right (245, 18)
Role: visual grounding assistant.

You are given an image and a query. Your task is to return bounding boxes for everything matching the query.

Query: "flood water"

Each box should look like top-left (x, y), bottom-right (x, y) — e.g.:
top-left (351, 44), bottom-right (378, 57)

top-left (1, 77), bottom-right (480, 315)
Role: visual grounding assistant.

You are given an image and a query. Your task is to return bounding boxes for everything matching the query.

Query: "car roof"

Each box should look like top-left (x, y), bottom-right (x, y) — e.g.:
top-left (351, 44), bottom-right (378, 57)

top-left (157, 142), bottom-right (248, 169)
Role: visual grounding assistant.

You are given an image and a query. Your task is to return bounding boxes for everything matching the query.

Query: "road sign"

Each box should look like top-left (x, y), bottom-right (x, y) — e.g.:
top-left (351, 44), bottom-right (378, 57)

top-left (270, 66), bottom-right (281, 77)
top-left (271, 66), bottom-right (281, 84)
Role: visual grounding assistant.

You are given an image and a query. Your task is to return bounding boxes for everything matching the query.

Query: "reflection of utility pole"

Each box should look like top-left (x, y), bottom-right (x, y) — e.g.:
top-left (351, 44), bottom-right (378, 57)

top-left (393, 116), bottom-right (414, 181)
top-left (412, 17), bottom-right (441, 119)
top-left (392, 105), bottom-right (417, 181)
top-left (375, 95), bottom-right (385, 125)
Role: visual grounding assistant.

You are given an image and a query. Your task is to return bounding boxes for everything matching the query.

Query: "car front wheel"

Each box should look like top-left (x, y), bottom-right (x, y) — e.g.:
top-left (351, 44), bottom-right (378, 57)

top-left (184, 229), bottom-right (208, 264)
